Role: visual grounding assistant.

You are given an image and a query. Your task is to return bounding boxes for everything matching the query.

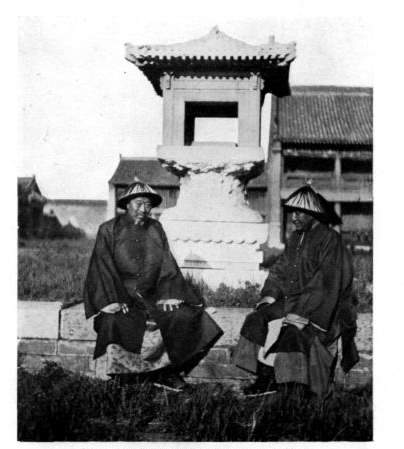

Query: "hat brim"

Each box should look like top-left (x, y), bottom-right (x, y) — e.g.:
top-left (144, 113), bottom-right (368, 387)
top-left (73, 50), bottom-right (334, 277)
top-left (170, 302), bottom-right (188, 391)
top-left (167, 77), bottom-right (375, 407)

top-left (285, 205), bottom-right (342, 226)
top-left (117, 192), bottom-right (162, 210)
top-left (284, 205), bottom-right (325, 219)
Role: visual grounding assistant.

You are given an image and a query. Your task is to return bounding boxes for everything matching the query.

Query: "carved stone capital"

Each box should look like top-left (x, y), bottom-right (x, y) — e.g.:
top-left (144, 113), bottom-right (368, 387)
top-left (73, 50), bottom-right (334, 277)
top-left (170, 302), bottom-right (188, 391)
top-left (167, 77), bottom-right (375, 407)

top-left (157, 144), bottom-right (265, 223)
top-left (157, 144), bottom-right (264, 181)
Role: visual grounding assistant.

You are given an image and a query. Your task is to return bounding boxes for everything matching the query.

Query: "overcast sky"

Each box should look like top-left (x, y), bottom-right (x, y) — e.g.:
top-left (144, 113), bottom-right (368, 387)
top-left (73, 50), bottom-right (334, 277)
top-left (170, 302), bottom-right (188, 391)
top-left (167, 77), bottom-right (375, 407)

top-left (18, 16), bottom-right (373, 200)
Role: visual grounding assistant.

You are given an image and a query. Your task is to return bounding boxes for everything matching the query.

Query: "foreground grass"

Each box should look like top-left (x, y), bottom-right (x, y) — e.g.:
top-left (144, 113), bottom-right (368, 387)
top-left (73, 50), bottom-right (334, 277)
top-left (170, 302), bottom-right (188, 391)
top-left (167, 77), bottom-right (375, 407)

top-left (18, 362), bottom-right (372, 442)
top-left (18, 238), bottom-right (373, 311)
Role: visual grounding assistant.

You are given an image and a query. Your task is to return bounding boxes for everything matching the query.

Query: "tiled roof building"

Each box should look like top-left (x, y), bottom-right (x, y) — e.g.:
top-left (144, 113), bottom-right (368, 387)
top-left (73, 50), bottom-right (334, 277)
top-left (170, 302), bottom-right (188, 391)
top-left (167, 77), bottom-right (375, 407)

top-left (276, 86), bottom-right (372, 145)
top-left (267, 85), bottom-right (372, 245)
top-left (109, 157), bottom-right (179, 187)
top-left (18, 176), bottom-right (47, 238)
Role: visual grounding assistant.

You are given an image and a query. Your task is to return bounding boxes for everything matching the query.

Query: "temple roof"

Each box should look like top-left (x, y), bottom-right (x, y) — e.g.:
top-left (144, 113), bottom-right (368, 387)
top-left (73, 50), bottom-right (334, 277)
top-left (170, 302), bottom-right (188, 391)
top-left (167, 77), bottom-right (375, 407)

top-left (17, 176), bottom-right (47, 203)
top-left (273, 86), bottom-right (373, 146)
top-left (125, 26), bottom-right (296, 96)
top-left (18, 176), bottom-right (36, 188)
top-left (17, 175), bottom-right (45, 195)
top-left (109, 157), bottom-right (179, 186)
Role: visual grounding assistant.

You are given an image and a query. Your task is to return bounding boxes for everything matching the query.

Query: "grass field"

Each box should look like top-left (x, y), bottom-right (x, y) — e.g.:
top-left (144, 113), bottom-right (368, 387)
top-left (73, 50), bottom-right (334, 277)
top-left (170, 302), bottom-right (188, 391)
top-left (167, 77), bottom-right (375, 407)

top-left (18, 238), bottom-right (373, 311)
top-left (18, 362), bottom-right (372, 442)
top-left (18, 239), bottom-right (94, 306)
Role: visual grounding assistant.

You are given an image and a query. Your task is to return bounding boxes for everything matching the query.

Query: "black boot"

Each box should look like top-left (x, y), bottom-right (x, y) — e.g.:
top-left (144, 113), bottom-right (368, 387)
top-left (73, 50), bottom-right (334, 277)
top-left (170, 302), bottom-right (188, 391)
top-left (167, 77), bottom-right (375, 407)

top-left (151, 367), bottom-right (188, 393)
top-left (243, 362), bottom-right (277, 397)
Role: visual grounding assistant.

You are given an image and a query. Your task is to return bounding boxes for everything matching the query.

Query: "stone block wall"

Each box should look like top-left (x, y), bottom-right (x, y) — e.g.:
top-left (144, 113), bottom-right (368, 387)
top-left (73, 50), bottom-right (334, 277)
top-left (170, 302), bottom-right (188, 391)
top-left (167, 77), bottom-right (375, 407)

top-left (17, 301), bottom-right (372, 388)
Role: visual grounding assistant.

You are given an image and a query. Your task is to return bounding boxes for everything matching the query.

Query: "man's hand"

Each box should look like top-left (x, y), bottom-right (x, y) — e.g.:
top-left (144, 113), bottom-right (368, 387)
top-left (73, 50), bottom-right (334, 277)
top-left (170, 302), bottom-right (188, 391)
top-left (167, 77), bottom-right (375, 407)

top-left (101, 303), bottom-right (129, 314)
top-left (157, 299), bottom-right (184, 312)
top-left (256, 296), bottom-right (276, 309)
top-left (284, 313), bottom-right (309, 330)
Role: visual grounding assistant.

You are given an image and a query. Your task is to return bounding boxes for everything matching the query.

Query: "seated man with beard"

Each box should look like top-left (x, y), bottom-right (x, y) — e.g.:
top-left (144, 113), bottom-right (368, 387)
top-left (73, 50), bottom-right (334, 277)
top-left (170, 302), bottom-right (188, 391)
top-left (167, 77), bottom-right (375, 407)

top-left (233, 184), bottom-right (359, 397)
top-left (84, 179), bottom-right (223, 392)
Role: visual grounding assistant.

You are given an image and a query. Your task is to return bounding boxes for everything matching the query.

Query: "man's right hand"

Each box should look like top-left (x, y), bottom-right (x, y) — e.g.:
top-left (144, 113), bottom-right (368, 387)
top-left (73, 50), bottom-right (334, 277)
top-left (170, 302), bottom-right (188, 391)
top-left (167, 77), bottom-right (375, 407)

top-left (101, 303), bottom-right (129, 314)
top-left (156, 299), bottom-right (184, 312)
top-left (256, 296), bottom-right (276, 309)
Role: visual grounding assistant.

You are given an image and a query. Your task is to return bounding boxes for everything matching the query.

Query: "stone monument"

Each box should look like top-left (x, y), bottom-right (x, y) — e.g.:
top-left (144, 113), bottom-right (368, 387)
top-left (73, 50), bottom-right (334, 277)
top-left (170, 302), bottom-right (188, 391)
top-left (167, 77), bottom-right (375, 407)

top-left (125, 27), bottom-right (296, 286)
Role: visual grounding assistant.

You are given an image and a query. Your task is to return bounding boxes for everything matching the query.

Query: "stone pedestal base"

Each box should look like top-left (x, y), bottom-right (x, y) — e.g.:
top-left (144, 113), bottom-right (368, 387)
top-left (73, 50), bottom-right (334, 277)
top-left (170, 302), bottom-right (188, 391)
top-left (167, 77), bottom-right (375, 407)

top-left (160, 219), bottom-right (268, 287)
top-left (181, 267), bottom-right (267, 289)
top-left (157, 143), bottom-right (268, 287)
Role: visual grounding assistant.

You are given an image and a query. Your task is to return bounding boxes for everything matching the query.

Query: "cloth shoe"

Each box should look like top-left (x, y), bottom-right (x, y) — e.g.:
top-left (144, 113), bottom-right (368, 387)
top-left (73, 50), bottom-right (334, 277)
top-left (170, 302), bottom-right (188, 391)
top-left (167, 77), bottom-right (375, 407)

top-left (153, 372), bottom-right (187, 392)
top-left (243, 363), bottom-right (278, 397)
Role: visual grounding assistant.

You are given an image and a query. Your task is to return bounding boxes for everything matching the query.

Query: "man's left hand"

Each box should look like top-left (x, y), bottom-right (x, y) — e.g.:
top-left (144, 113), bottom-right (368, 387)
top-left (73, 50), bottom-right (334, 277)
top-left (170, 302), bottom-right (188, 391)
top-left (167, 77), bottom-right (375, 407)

top-left (157, 299), bottom-right (184, 312)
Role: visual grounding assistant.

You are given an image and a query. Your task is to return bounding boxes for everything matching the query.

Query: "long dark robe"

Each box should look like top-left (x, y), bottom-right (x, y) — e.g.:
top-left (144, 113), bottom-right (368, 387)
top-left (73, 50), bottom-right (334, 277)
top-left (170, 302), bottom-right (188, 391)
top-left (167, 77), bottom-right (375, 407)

top-left (83, 214), bottom-right (223, 370)
top-left (234, 222), bottom-right (359, 395)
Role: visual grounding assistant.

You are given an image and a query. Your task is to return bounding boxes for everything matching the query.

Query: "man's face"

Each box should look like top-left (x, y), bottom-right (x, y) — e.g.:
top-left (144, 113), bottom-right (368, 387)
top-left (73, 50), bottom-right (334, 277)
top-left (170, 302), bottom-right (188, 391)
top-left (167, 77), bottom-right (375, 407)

top-left (127, 196), bottom-right (153, 223)
top-left (291, 210), bottom-right (315, 232)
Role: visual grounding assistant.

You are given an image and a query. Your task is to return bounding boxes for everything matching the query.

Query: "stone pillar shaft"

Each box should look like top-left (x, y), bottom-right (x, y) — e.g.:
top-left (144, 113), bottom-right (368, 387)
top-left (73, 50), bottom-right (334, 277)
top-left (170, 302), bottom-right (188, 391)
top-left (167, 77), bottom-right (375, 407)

top-left (266, 141), bottom-right (283, 248)
top-left (107, 183), bottom-right (116, 220)
top-left (238, 89), bottom-right (261, 147)
top-left (334, 153), bottom-right (342, 233)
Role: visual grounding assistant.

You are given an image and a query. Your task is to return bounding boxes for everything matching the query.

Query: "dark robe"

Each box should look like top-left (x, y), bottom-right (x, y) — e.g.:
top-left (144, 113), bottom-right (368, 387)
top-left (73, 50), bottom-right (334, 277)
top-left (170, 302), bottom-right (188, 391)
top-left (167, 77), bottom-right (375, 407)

top-left (83, 214), bottom-right (223, 371)
top-left (234, 222), bottom-right (359, 395)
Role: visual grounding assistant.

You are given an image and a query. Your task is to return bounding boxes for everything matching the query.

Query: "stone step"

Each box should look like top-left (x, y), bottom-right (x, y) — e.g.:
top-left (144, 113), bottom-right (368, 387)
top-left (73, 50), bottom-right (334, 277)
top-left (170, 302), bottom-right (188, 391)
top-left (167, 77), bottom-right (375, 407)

top-left (18, 301), bottom-right (372, 386)
top-left (189, 352), bottom-right (372, 390)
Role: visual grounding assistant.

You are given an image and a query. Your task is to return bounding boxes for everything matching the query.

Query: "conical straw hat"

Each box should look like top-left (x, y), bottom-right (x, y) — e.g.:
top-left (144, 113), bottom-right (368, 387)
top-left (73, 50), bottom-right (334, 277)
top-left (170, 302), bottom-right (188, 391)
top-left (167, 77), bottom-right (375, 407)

top-left (117, 177), bottom-right (162, 210)
top-left (316, 192), bottom-right (342, 226)
top-left (284, 184), bottom-right (341, 224)
top-left (284, 185), bottom-right (325, 215)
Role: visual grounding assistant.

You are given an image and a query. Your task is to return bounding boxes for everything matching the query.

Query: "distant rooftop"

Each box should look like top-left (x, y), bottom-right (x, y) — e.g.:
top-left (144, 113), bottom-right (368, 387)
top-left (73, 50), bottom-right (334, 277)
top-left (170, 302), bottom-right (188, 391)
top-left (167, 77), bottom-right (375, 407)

top-left (109, 157), bottom-right (179, 186)
top-left (18, 175), bottom-right (44, 194)
top-left (17, 175), bottom-right (47, 203)
top-left (18, 176), bottom-right (35, 188)
top-left (273, 86), bottom-right (373, 146)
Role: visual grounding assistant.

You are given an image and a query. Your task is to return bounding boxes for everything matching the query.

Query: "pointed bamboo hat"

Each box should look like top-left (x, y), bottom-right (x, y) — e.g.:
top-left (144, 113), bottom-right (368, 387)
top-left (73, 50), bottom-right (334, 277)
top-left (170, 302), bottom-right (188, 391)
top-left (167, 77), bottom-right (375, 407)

top-left (117, 177), bottom-right (162, 210)
top-left (316, 192), bottom-right (342, 226)
top-left (284, 182), bottom-right (342, 225)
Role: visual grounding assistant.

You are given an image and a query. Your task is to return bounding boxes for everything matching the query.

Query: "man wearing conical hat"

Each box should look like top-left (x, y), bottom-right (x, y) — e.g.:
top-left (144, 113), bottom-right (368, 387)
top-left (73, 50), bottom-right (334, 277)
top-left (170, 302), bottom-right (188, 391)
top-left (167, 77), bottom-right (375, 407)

top-left (84, 179), bottom-right (223, 391)
top-left (233, 184), bottom-right (358, 397)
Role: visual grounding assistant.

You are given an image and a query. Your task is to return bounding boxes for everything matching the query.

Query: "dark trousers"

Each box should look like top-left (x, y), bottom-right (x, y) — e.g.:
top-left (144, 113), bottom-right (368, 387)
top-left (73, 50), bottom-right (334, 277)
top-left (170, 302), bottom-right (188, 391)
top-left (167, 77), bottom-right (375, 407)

top-left (240, 300), bottom-right (285, 346)
top-left (233, 300), bottom-right (285, 374)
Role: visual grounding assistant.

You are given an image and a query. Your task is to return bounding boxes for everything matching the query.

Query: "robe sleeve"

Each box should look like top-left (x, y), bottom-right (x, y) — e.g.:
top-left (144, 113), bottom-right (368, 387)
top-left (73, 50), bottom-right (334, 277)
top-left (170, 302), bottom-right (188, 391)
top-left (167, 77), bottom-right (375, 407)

top-left (260, 247), bottom-right (289, 301)
top-left (298, 231), bottom-right (345, 331)
top-left (83, 222), bottom-right (131, 319)
top-left (153, 222), bottom-right (203, 306)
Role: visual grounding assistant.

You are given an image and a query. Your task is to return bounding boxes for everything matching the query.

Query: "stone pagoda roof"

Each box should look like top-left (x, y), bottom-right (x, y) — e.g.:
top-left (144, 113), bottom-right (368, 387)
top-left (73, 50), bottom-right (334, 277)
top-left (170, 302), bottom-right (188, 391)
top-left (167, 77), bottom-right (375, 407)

top-left (125, 26), bottom-right (296, 97)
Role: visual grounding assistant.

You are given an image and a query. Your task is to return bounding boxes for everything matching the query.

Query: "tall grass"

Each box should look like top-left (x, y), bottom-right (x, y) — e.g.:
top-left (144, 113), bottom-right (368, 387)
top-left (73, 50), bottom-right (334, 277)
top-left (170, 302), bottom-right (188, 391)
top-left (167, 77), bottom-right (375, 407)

top-left (18, 362), bottom-right (372, 441)
top-left (18, 239), bottom-right (94, 306)
top-left (162, 382), bottom-right (372, 441)
top-left (18, 239), bottom-right (373, 311)
top-left (186, 275), bottom-right (262, 308)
